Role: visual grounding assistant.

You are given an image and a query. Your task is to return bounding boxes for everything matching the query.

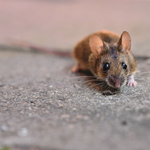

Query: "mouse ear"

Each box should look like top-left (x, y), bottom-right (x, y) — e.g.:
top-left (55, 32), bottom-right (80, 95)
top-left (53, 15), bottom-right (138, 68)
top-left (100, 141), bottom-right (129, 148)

top-left (117, 31), bottom-right (131, 52)
top-left (89, 34), bottom-right (105, 58)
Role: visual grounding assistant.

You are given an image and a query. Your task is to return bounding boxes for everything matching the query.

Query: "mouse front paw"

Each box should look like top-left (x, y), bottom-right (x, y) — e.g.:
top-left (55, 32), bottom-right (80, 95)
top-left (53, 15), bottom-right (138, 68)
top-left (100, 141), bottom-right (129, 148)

top-left (127, 75), bottom-right (137, 87)
top-left (127, 80), bottom-right (137, 87)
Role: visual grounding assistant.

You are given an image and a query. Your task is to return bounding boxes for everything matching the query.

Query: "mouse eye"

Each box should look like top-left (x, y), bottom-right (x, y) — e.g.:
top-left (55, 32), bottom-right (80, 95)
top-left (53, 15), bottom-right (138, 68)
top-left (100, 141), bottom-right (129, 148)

top-left (103, 62), bottom-right (110, 71)
top-left (122, 62), bottom-right (127, 69)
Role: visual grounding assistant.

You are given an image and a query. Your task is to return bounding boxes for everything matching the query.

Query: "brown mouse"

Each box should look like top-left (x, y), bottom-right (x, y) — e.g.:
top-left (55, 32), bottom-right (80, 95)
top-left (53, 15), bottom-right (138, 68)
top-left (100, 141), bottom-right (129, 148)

top-left (72, 30), bottom-right (137, 94)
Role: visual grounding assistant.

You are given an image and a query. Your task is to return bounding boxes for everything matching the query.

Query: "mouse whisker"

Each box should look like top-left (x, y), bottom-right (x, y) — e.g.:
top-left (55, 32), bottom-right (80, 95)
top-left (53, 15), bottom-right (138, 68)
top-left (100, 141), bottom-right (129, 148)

top-left (88, 81), bottom-right (105, 90)
top-left (81, 79), bottom-right (99, 83)
top-left (68, 75), bottom-right (95, 80)
top-left (95, 76), bottom-right (105, 80)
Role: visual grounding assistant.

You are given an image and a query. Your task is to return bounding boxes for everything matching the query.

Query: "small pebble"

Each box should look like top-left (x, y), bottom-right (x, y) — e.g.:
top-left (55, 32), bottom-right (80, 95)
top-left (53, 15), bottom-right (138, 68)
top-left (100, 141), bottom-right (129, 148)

top-left (108, 96), bottom-right (113, 99)
top-left (73, 108), bottom-right (77, 111)
top-left (74, 84), bottom-right (80, 88)
top-left (1, 125), bottom-right (7, 132)
top-left (18, 128), bottom-right (28, 137)
top-left (28, 107), bottom-right (32, 110)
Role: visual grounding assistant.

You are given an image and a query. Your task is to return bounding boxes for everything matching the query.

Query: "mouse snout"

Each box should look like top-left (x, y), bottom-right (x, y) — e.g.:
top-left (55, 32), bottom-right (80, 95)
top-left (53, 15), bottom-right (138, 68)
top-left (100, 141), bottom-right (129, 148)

top-left (108, 75), bottom-right (125, 88)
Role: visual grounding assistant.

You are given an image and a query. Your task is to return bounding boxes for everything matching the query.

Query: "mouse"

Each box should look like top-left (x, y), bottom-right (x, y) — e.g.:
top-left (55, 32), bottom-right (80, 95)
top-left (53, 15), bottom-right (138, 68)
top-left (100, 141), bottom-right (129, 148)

top-left (71, 30), bottom-right (137, 94)
top-left (9, 30), bottom-right (137, 95)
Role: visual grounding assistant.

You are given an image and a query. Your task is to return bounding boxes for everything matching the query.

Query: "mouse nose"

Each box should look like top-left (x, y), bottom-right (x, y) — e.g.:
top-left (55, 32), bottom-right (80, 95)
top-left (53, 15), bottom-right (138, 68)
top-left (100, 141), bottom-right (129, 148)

top-left (109, 75), bottom-right (124, 88)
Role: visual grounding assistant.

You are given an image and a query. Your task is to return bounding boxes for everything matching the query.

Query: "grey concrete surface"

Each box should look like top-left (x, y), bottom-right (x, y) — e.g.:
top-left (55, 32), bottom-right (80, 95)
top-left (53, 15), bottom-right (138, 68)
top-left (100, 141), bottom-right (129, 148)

top-left (0, 0), bottom-right (150, 150)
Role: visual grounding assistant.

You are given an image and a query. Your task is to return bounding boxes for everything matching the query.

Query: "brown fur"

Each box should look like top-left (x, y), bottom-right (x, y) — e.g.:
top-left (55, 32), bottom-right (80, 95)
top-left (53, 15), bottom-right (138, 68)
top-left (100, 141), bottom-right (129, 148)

top-left (72, 30), bottom-right (137, 94)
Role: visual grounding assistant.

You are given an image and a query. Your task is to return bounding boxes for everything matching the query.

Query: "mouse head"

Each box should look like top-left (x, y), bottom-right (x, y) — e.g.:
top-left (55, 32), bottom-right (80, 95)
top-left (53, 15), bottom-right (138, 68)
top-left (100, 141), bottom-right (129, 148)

top-left (89, 31), bottom-right (132, 89)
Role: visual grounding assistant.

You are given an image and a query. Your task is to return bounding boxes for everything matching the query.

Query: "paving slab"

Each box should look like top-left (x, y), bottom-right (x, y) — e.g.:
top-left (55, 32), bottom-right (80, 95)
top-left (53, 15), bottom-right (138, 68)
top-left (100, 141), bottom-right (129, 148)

top-left (0, 49), bottom-right (150, 150)
top-left (0, 0), bottom-right (150, 150)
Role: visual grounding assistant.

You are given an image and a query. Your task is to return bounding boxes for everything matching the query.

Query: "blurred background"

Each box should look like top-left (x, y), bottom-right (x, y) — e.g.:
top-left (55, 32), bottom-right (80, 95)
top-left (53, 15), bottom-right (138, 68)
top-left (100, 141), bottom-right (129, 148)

top-left (0, 0), bottom-right (150, 56)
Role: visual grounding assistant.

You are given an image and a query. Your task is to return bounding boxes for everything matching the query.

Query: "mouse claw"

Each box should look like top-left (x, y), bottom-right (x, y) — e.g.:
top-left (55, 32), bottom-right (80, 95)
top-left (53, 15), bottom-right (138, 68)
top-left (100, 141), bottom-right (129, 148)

top-left (127, 80), bottom-right (137, 87)
top-left (127, 75), bottom-right (137, 87)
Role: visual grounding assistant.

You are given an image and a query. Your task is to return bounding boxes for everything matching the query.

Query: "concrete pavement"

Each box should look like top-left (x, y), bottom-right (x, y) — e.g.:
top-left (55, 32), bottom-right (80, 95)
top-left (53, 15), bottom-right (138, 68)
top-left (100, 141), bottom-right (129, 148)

top-left (0, 0), bottom-right (150, 150)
